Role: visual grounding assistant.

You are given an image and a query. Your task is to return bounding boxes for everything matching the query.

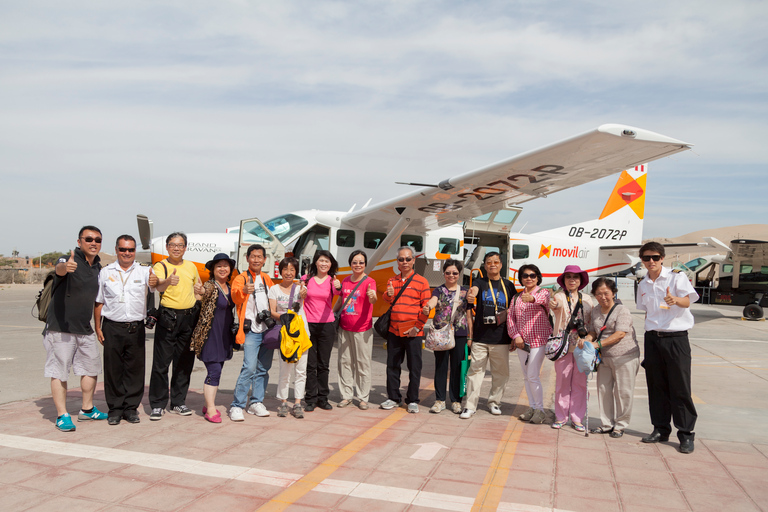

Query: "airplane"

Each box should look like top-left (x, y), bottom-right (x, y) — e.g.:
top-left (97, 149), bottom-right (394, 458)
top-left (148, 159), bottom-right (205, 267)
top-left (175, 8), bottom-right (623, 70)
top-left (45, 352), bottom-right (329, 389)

top-left (659, 238), bottom-right (768, 320)
top-left (137, 123), bottom-right (693, 316)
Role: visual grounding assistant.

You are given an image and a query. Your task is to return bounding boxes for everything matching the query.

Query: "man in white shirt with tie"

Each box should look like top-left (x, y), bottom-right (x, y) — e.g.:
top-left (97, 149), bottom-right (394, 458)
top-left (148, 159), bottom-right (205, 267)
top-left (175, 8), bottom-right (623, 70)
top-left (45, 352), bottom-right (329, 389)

top-left (95, 235), bottom-right (158, 425)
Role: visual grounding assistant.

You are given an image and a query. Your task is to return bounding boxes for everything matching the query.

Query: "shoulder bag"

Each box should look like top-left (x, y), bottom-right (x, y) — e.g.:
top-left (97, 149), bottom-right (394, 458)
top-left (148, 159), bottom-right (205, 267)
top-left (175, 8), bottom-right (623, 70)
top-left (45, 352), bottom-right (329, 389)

top-left (373, 273), bottom-right (415, 338)
top-left (262, 284), bottom-right (295, 350)
top-left (425, 287), bottom-right (461, 351)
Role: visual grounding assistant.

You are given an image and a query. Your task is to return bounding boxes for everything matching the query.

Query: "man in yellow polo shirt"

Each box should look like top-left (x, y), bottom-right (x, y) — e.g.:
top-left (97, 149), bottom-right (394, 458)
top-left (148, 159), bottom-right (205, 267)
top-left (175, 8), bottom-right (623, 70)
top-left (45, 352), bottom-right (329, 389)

top-left (148, 232), bottom-right (203, 421)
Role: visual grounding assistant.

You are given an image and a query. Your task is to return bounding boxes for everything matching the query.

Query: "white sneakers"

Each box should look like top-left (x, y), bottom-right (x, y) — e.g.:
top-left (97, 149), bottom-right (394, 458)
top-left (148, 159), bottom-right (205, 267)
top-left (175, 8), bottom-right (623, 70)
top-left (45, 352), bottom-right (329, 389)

top-left (459, 408), bottom-right (475, 419)
top-left (229, 406), bottom-right (244, 422)
top-left (247, 402), bottom-right (270, 417)
top-left (489, 404), bottom-right (502, 415)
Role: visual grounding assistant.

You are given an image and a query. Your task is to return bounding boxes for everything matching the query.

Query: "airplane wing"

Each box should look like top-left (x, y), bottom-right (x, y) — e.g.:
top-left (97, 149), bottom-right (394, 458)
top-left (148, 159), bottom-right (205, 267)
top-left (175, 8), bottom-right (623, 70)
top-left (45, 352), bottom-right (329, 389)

top-left (343, 124), bottom-right (691, 232)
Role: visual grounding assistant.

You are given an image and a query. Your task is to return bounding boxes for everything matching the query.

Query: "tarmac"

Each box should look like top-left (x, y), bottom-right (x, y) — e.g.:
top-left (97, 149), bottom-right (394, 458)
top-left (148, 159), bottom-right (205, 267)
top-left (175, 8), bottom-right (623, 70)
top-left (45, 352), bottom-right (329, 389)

top-left (1, 282), bottom-right (767, 512)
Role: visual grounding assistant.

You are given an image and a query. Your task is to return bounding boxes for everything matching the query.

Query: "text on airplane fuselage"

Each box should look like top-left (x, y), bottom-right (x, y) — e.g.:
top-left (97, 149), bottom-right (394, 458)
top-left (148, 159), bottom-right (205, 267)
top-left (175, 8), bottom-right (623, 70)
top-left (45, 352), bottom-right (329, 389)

top-left (417, 165), bottom-right (566, 214)
top-left (187, 243), bottom-right (222, 253)
top-left (539, 244), bottom-right (590, 259)
top-left (568, 227), bottom-right (628, 240)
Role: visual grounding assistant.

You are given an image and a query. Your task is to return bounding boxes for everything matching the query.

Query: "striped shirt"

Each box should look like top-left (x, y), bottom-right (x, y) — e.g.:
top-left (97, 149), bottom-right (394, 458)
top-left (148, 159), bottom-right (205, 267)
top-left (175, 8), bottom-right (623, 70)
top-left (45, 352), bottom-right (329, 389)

top-left (384, 272), bottom-right (431, 336)
top-left (507, 286), bottom-right (552, 348)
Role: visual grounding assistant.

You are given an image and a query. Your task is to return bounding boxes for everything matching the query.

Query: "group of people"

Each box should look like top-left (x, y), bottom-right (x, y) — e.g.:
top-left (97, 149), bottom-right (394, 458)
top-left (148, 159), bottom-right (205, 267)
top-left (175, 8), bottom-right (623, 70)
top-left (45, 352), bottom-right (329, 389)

top-left (44, 228), bottom-right (699, 453)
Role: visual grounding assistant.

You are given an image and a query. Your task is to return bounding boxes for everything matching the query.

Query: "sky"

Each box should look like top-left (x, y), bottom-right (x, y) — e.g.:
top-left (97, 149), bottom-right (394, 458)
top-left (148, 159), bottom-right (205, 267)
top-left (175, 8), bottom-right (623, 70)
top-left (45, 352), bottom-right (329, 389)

top-left (1, 0), bottom-right (767, 257)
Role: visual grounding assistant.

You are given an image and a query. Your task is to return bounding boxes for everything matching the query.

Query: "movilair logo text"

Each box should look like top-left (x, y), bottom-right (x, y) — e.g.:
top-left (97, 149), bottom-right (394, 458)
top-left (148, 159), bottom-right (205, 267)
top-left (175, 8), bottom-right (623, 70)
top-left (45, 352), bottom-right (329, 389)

top-left (539, 244), bottom-right (589, 259)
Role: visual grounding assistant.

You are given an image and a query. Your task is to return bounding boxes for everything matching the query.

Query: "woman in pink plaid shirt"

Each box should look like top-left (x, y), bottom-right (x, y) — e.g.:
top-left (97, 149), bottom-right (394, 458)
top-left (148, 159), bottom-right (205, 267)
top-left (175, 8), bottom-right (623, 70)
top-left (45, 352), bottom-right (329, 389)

top-left (508, 264), bottom-right (552, 424)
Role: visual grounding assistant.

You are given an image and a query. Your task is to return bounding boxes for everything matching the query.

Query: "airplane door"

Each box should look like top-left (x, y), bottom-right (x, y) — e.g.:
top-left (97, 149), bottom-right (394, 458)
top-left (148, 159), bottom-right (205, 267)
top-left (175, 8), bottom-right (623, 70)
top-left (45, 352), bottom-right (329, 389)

top-left (463, 207), bottom-right (523, 284)
top-left (237, 217), bottom-right (287, 278)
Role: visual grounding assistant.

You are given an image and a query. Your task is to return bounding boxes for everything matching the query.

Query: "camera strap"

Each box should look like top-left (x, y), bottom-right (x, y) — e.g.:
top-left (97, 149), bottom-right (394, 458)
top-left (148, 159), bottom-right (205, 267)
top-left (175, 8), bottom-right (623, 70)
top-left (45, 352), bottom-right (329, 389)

top-left (565, 292), bottom-right (583, 330)
top-left (488, 279), bottom-right (509, 314)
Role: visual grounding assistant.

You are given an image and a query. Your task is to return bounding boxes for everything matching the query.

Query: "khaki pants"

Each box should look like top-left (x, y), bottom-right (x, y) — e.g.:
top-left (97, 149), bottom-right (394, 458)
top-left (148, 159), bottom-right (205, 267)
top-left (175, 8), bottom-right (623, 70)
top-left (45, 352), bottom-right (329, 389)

top-left (465, 342), bottom-right (510, 411)
top-left (596, 352), bottom-right (640, 432)
top-left (337, 328), bottom-right (373, 402)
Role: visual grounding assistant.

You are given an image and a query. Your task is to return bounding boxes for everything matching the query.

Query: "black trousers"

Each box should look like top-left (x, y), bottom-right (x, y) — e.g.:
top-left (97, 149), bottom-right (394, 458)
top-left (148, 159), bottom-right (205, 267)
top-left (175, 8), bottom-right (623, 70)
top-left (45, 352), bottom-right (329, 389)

top-left (148, 308), bottom-right (196, 409)
top-left (305, 322), bottom-right (336, 405)
top-left (434, 336), bottom-right (467, 403)
top-left (644, 330), bottom-right (697, 441)
top-left (386, 333), bottom-right (423, 404)
top-left (102, 318), bottom-right (146, 417)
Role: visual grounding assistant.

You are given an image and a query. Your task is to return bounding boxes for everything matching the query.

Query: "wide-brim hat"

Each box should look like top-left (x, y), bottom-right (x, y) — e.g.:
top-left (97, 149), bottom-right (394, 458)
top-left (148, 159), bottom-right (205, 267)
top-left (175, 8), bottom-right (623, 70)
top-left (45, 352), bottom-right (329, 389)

top-left (205, 253), bottom-right (236, 271)
top-left (557, 265), bottom-right (589, 290)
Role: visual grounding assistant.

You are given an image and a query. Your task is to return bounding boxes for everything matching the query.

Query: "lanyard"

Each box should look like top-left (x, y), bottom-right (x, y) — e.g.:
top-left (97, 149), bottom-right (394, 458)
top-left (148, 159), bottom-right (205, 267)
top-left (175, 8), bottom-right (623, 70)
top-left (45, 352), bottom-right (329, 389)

top-left (117, 266), bottom-right (136, 302)
top-left (488, 279), bottom-right (509, 313)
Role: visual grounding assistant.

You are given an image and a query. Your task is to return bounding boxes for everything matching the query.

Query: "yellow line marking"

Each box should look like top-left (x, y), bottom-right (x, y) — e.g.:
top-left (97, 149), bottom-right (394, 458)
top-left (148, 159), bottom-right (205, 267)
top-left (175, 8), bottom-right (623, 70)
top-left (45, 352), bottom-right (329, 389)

top-left (258, 408), bottom-right (407, 511)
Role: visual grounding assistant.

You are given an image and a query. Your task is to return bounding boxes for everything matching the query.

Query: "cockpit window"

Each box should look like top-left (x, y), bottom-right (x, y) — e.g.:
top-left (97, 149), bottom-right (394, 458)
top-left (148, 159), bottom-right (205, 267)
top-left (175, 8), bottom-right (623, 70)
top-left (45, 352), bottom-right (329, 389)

top-left (263, 214), bottom-right (309, 243)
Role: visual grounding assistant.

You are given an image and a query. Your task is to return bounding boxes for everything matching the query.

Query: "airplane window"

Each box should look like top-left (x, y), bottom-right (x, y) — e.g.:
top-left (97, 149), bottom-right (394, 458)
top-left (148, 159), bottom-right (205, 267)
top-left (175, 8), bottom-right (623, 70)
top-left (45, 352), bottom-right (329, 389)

top-left (512, 244), bottom-right (529, 259)
top-left (493, 210), bottom-right (519, 224)
top-left (364, 232), bottom-right (386, 249)
top-left (401, 234), bottom-right (424, 252)
top-left (262, 214), bottom-right (309, 243)
top-left (241, 220), bottom-right (276, 244)
top-left (683, 258), bottom-right (706, 271)
top-left (438, 238), bottom-right (460, 254)
top-left (472, 213), bottom-right (492, 222)
top-left (723, 264), bottom-right (762, 274)
top-left (336, 230), bottom-right (355, 248)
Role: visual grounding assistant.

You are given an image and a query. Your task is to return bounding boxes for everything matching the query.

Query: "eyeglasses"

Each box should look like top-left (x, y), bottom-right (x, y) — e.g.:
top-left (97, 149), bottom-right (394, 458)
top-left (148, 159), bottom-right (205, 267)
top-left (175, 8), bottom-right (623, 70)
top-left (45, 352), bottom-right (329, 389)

top-left (168, 244), bottom-right (186, 249)
top-left (118, 247), bottom-right (136, 253)
top-left (398, 257), bottom-right (413, 262)
top-left (351, 261), bottom-right (366, 266)
top-left (80, 237), bottom-right (102, 244)
top-left (520, 272), bottom-right (537, 279)
top-left (641, 255), bottom-right (662, 262)
top-left (444, 271), bottom-right (459, 276)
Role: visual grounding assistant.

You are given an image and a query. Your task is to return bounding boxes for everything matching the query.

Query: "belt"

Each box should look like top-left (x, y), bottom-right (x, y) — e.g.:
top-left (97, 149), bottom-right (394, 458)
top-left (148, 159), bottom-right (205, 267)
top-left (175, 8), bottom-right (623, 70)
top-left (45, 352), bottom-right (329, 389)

top-left (649, 330), bottom-right (687, 338)
top-left (103, 317), bottom-right (143, 328)
top-left (160, 305), bottom-right (196, 314)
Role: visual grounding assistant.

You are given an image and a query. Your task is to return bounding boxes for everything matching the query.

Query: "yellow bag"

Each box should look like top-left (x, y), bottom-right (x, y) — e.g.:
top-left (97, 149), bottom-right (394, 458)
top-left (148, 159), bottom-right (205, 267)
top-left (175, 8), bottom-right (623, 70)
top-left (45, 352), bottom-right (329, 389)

top-left (279, 310), bottom-right (312, 363)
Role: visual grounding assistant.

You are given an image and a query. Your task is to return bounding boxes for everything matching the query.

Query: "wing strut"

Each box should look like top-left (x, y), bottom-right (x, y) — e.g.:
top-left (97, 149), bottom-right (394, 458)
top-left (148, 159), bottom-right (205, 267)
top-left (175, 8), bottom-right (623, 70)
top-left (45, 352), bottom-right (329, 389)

top-left (366, 211), bottom-right (413, 272)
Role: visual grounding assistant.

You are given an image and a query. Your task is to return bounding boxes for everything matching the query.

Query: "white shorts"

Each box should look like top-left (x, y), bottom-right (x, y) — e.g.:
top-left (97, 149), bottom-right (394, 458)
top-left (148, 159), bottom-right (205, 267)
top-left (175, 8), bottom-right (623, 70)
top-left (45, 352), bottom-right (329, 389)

top-left (43, 330), bottom-right (102, 381)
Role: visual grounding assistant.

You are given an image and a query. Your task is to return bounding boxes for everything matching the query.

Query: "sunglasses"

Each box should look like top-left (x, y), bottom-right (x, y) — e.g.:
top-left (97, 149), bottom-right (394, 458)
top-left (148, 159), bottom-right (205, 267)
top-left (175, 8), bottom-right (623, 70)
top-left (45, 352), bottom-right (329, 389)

top-left (118, 247), bottom-right (136, 253)
top-left (520, 272), bottom-right (537, 279)
top-left (641, 255), bottom-right (662, 262)
top-left (398, 257), bottom-right (413, 262)
top-left (80, 237), bottom-right (102, 244)
top-left (444, 271), bottom-right (459, 276)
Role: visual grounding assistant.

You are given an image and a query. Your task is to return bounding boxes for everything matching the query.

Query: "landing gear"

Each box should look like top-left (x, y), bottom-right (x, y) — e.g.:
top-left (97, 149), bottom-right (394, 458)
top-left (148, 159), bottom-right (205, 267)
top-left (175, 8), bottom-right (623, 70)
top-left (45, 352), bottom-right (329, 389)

top-left (743, 304), bottom-right (764, 320)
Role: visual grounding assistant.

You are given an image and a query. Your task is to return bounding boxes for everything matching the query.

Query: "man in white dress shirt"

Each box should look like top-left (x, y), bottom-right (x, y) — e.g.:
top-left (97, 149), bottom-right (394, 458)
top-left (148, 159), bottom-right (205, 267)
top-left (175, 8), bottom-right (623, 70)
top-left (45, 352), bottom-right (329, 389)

top-left (636, 241), bottom-right (699, 454)
top-left (95, 235), bottom-right (158, 425)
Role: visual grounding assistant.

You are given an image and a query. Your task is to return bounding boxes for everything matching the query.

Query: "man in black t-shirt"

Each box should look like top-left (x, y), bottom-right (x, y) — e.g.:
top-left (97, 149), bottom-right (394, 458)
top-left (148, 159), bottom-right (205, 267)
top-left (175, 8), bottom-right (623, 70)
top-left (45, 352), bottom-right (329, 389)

top-left (461, 252), bottom-right (517, 418)
top-left (44, 225), bottom-right (107, 432)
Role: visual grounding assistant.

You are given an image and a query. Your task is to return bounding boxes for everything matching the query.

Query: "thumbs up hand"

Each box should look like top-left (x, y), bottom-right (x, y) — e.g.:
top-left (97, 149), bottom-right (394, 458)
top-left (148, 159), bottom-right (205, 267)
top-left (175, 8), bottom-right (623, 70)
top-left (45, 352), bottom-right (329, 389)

top-left (168, 268), bottom-right (180, 286)
top-left (387, 281), bottom-right (395, 297)
top-left (194, 277), bottom-right (204, 296)
top-left (66, 250), bottom-right (77, 273)
top-left (299, 279), bottom-right (308, 300)
top-left (245, 274), bottom-right (255, 295)
top-left (333, 278), bottom-right (341, 290)
top-left (664, 286), bottom-right (677, 307)
top-left (366, 285), bottom-right (376, 302)
top-left (148, 268), bottom-right (158, 287)
top-left (521, 291), bottom-right (534, 303)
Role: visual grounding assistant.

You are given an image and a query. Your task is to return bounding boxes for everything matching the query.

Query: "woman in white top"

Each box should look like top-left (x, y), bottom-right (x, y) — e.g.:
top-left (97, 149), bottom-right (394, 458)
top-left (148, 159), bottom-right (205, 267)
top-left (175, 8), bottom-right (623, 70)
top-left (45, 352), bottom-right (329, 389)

top-left (549, 265), bottom-right (593, 432)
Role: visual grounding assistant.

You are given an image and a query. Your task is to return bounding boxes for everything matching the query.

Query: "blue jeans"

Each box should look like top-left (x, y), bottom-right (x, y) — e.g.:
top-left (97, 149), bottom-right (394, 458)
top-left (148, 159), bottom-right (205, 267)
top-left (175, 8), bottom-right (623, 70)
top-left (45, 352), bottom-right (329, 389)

top-left (231, 331), bottom-right (274, 408)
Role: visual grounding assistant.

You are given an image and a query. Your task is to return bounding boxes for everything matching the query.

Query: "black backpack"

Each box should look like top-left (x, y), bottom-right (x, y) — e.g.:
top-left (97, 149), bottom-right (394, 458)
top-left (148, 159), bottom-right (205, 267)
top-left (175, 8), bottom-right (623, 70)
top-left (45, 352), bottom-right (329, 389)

top-left (32, 271), bottom-right (57, 322)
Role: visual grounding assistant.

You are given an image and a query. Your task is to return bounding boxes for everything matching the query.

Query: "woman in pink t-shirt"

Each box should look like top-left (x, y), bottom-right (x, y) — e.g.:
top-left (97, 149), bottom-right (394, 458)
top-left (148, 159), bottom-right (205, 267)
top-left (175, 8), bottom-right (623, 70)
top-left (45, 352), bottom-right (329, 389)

top-left (301, 250), bottom-right (341, 411)
top-left (334, 250), bottom-right (377, 410)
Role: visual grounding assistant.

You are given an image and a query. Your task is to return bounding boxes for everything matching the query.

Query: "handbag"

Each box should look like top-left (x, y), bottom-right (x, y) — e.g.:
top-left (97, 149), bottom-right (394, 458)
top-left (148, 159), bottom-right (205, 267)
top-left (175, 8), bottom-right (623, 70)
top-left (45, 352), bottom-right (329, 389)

top-left (373, 273), bottom-right (415, 338)
top-left (545, 295), bottom-right (583, 362)
top-left (334, 277), bottom-right (367, 331)
top-left (459, 343), bottom-right (470, 398)
top-left (425, 287), bottom-right (461, 351)
top-left (262, 284), bottom-right (296, 350)
top-left (574, 304), bottom-right (616, 373)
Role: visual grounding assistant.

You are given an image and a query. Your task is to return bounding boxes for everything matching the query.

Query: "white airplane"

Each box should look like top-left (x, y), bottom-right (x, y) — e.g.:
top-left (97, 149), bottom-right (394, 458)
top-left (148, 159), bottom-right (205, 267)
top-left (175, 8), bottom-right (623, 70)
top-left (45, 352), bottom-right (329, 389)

top-left (138, 123), bottom-right (692, 316)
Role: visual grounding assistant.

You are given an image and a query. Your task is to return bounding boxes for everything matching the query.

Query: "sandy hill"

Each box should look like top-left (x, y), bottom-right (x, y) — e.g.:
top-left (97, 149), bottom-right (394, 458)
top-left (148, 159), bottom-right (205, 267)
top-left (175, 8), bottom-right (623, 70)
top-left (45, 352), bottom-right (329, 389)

top-left (645, 224), bottom-right (768, 264)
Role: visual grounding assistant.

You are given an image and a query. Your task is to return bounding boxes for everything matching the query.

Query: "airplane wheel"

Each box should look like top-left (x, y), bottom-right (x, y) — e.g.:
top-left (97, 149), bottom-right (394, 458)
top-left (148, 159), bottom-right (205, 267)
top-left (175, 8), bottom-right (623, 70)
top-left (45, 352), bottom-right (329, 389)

top-left (743, 304), bottom-right (763, 320)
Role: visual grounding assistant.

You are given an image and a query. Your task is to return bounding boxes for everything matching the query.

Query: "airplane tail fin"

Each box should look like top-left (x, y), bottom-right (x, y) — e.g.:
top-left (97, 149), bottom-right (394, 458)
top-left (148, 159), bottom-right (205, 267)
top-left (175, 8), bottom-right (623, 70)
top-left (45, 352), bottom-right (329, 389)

top-left (533, 164), bottom-right (647, 245)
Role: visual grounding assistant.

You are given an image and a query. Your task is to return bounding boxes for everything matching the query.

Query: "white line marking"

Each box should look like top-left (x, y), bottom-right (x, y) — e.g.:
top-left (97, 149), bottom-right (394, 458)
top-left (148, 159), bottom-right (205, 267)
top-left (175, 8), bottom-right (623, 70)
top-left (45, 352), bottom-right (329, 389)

top-left (410, 442), bottom-right (447, 460)
top-left (690, 338), bottom-right (768, 344)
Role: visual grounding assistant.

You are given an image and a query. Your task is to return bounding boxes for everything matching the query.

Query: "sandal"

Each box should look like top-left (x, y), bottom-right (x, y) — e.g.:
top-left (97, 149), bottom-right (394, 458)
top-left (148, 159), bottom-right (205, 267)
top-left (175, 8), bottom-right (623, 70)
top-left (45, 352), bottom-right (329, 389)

top-left (551, 420), bottom-right (567, 429)
top-left (590, 426), bottom-right (614, 434)
top-left (609, 430), bottom-right (624, 438)
top-left (572, 423), bottom-right (586, 432)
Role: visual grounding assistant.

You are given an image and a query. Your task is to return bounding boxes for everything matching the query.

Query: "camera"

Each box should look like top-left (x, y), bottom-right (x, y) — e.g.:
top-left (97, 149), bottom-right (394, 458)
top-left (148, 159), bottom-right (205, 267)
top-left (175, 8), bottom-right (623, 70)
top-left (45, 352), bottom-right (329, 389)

top-left (231, 322), bottom-right (239, 335)
top-left (256, 310), bottom-right (276, 329)
top-left (242, 318), bottom-right (252, 333)
top-left (145, 308), bottom-right (158, 329)
top-left (483, 315), bottom-right (496, 325)
top-left (571, 317), bottom-right (589, 338)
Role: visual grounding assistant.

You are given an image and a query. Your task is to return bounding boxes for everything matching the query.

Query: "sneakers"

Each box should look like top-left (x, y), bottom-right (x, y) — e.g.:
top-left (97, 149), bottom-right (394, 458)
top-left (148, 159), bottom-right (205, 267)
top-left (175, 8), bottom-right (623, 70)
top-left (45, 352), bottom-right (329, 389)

top-left (380, 399), bottom-right (400, 410)
top-left (56, 413), bottom-right (76, 432)
top-left (430, 401), bottom-right (445, 414)
top-left (407, 403), bottom-right (419, 414)
top-left (78, 407), bottom-right (107, 421)
top-left (489, 404), bottom-right (502, 416)
top-left (229, 406), bottom-right (245, 422)
top-left (170, 405), bottom-right (193, 416)
top-left (149, 408), bottom-right (164, 421)
top-left (291, 404), bottom-right (304, 419)
top-left (338, 399), bottom-right (353, 408)
top-left (519, 407), bottom-right (535, 421)
top-left (460, 408), bottom-right (475, 419)
top-left (530, 409), bottom-right (546, 424)
top-left (278, 403), bottom-right (289, 417)
top-left (247, 402), bottom-right (270, 417)
top-left (451, 402), bottom-right (463, 414)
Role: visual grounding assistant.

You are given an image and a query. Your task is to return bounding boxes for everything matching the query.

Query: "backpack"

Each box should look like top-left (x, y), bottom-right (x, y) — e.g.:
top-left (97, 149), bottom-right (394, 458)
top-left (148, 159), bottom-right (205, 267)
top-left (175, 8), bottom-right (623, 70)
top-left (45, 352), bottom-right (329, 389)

top-left (32, 271), bottom-right (57, 322)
